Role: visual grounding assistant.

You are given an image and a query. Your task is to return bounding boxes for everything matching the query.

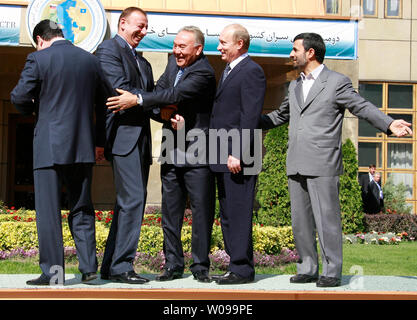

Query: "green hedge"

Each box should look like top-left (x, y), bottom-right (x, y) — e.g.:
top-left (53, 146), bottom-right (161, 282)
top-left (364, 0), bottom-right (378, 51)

top-left (0, 220), bottom-right (294, 255)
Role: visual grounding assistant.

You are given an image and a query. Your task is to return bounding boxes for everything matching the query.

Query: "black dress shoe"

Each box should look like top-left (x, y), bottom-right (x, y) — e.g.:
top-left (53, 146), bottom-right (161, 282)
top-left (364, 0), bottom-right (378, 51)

top-left (26, 274), bottom-right (51, 286)
top-left (156, 268), bottom-right (183, 281)
top-left (211, 271), bottom-right (231, 281)
top-left (109, 271), bottom-right (150, 284)
top-left (193, 270), bottom-right (211, 283)
top-left (82, 272), bottom-right (98, 283)
top-left (289, 274), bottom-right (318, 284)
top-left (100, 273), bottom-right (109, 280)
top-left (316, 276), bottom-right (341, 287)
top-left (215, 272), bottom-right (254, 285)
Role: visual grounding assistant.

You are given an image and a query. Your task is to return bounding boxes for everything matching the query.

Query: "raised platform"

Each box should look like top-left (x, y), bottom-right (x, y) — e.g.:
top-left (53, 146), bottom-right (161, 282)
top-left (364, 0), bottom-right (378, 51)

top-left (1, 274), bottom-right (417, 300)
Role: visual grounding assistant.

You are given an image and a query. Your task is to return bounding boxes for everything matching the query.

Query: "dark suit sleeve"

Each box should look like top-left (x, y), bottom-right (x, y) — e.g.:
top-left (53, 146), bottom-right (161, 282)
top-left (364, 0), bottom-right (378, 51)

top-left (233, 64), bottom-right (266, 160)
top-left (140, 66), bottom-right (215, 112)
top-left (94, 58), bottom-right (113, 148)
top-left (10, 53), bottom-right (40, 115)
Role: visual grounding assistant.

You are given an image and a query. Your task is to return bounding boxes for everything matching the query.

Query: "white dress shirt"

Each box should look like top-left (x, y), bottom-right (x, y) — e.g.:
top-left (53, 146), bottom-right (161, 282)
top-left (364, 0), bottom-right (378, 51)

top-left (300, 64), bottom-right (324, 101)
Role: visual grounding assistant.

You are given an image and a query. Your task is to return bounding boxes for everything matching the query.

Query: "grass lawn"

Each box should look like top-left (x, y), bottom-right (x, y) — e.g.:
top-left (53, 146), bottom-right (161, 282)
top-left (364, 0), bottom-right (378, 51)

top-left (0, 242), bottom-right (416, 276)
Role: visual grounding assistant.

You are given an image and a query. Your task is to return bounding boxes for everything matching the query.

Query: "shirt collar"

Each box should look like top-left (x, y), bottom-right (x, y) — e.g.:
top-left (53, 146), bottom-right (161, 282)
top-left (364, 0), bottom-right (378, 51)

top-left (229, 52), bottom-right (249, 70)
top-left (300, 64), bottom-right (324, 81)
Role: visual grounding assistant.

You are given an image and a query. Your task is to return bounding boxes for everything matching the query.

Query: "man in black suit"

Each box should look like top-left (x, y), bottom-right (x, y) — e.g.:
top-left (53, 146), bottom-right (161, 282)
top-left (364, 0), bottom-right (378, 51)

top-left (10, 20), bottom-right (109, 285)
top-left (95, 7), bottom-right (154, 284)
top-left (367, 172), bottom-right (384, 214)
top-left (209, 24), bottom-right (266, 285)
top-left (359, 164), bottom-right (376, 213)
top-left (106, 26), bottom-right (217, 283)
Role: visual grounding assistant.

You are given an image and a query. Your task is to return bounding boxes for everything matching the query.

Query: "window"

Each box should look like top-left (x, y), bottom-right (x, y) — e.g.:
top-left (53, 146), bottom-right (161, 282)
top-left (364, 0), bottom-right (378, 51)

top-left (358, 82), bottom-right (415, 211)
top-left (325, 0), bottom-right (341, 15)
top-left (385, 0), bottom-right (402, 18)
top-left (362, 0), bottom-right (377, 17)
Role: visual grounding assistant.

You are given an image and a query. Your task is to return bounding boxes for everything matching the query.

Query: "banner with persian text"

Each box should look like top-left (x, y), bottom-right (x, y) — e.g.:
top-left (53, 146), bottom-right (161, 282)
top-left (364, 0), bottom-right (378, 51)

top-left (110, 12), bottom-right (358, 60)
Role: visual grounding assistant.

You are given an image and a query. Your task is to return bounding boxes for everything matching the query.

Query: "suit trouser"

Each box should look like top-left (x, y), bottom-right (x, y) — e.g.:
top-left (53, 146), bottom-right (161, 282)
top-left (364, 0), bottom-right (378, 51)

top-left (161, 164), bottom-right (215, 273)
top-left (101, 141), bottom-right (149, 275)
top-left (216, 172), bottom-right (257, 279)
top-left (33, 164), bottom-right (97, 282)
top-left (288, 174), bottom-right (343, 279)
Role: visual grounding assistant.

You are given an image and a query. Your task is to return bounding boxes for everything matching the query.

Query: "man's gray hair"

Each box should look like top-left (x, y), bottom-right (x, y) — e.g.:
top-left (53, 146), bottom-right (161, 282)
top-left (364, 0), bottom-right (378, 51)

top-left (178, 25), bottom-right (205, 47)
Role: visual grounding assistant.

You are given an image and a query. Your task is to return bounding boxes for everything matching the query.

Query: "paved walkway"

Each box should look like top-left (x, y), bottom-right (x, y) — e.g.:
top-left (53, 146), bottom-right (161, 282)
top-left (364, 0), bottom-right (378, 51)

top-left (1, 274), bottom-right (417, 300)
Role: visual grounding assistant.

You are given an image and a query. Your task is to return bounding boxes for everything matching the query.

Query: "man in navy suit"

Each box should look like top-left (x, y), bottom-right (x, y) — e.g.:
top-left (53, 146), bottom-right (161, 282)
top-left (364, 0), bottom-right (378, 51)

top-left (10, 20), bottom-right (109, 285)
top-left (106, 26), bottom-right (217, 283)
top-left (209, 24), bottom-right (266, 285)
top-left (95, 7), bottom-right (154, 284)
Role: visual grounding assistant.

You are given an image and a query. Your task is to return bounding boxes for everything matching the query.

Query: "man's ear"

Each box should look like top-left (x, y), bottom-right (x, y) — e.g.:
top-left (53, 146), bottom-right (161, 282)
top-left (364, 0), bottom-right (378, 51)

top-left (195, 44), bottom-right (203, 56)
top-left (307, 47), bottom-right (316, 61)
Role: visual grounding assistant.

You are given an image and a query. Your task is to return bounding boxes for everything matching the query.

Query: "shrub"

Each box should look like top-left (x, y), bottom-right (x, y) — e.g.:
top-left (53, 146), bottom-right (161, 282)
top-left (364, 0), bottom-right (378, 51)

top-left (382, 177), bottom-right (412, 214)
top-left (255, 124), bottom-right (291, 227)
top-left (363, 213), bottom-right (417, 239)
top-left (0, 220), bottom-right (295, 256)
top-left (339, 139), bottom-right (365, 233)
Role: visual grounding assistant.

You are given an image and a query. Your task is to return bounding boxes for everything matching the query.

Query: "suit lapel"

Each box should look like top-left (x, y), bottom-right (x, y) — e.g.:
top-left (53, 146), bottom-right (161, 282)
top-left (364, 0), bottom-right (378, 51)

top-left (215, 56), bottom-right (250, 98)
top-left (294, 78), bottom-right (303, 110)
top-left (301, 66), bottom-right (329, 112)
top-left (114, 35), bottom-right (146, 89)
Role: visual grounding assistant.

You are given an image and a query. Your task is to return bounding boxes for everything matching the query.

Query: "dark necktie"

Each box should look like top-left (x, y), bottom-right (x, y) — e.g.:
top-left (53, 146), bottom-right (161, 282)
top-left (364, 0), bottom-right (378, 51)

top-left (132, 48), bottom-right (146, 89)
top-left (222, 64), bottom-right (231, 84)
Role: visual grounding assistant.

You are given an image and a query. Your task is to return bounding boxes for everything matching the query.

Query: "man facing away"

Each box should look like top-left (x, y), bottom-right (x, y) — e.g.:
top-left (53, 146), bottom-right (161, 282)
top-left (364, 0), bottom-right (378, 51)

top-left (11, 19), bottom-right (109, 285)
top-left (260, 32), bottom-right (412, 287)
top-left (106, 26), bottom-right (217, 283)
top-left (95, 7), bottom-right (154, 284)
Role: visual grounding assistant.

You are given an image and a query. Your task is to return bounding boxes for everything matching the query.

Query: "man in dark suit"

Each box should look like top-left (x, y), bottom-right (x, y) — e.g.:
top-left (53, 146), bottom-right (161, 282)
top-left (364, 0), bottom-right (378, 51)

top-left (208, 24), bottom-right (266, 285)
top-left (261, 33), bottom-right (412, 287)
top-left (10, 20), bottom-right (109, 285)
top-left (95, 7), bottom-right (154, 284)
top-left (106, 26), bottom-right (217, 283)
top-left (367, 172), bottom-right (384, 214)
top-left (359, 164), bottom-right (376, 213)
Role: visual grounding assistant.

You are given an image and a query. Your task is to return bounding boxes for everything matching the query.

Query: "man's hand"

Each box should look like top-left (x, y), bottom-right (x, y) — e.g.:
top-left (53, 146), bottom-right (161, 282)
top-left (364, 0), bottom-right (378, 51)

top-left (389, 119), bottom-right (413, 137)
top-left (227, 155), bottom-right (241, 174)
top-left (95, 147), bottom-right (105, 163)
top-left (107, 88), bottom-right (137, 113)
top-left (161, 104), bottom-right (178, 121)
top-left (170, 114), bottom-right (185, 130)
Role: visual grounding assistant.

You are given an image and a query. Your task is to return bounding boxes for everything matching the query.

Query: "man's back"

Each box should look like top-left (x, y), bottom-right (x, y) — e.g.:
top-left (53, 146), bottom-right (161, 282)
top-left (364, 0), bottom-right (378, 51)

top-left (11, 40), bottom-right (107, 169)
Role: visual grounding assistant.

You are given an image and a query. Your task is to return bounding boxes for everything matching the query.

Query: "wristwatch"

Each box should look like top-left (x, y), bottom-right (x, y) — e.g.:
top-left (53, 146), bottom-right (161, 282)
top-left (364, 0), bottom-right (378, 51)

top-left (136, 94), bottom-right (143, 106)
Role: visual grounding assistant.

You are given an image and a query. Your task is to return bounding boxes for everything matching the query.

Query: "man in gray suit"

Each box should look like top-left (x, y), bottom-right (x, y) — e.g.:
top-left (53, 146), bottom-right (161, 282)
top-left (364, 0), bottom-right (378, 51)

top-left (261, 33), bottom-right (412, 287)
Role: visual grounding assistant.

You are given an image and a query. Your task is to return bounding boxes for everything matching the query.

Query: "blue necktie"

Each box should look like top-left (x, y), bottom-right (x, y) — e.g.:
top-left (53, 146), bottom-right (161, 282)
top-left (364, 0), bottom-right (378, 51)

top-left (174, 68), bottom-right (184, 86)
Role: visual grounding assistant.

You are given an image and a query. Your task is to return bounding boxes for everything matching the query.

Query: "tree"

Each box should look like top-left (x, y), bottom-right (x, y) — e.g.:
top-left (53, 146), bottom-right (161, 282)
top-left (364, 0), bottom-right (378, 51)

top-left (339, 139), bottom-right (365, 233)
top-left (255, 124), bottom-right (291, 227)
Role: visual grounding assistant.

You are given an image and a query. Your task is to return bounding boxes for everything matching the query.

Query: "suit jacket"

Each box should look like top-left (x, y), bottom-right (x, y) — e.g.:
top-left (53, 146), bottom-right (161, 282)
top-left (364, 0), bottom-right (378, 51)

top-left (10, 40), bottom-right (109, 170)
top-left (261, 65), bottom-right (394, 177)
top-left (367, 180), bottom-right (384, 213)
top-left (95, 35), bottom-right (154, 163)
top-left (140, 54), bottom-right (216, 167)
top-left (209, 56), bottom-right (266, 173)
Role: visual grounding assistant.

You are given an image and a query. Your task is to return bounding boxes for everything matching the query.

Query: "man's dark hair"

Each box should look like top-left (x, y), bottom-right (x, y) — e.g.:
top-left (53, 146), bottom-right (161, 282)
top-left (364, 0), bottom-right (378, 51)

top-left (118, 7), bottom-right (147, 28)
top-left (369, 164), bottom-right (376, 168)
top-left (293, 32), bottom-right (326, 63)
top-left (32, 19), bottom-right (64, 45)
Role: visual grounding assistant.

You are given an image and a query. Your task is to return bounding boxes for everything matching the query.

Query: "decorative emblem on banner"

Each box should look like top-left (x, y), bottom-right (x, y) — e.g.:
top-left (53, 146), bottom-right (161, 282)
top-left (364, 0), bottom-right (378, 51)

top-left (26, 0), bottom-right (107, 52)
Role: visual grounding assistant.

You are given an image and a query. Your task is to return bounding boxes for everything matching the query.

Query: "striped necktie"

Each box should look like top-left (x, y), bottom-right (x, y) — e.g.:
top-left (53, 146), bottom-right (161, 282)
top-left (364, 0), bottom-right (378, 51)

top-left (174, 68), bottom-right (184, 86)
top-left (222, 64), bottom-right (231, 84)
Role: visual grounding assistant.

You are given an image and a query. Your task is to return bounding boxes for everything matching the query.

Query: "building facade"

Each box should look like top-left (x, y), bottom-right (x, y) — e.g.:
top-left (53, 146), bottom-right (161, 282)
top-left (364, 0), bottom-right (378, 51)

top-left (0, 0), bottom-right (416, 212)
